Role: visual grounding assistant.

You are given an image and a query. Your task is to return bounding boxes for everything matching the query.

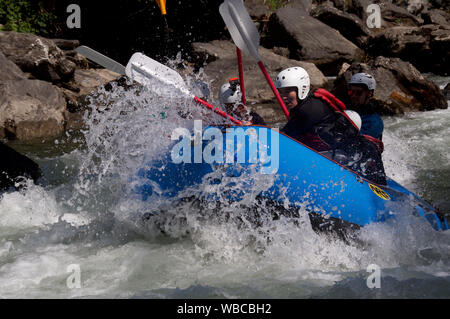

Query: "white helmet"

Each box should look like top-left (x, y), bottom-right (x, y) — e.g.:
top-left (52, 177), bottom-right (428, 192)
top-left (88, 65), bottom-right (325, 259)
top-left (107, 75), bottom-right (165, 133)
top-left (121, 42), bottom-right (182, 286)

top-left (344, 110), bottom-right (362, 131)
top-left (219, 79), bottom-right (242, 105)
top-left (275, 67), bottom-right (310, 100)
top-left (348, 73), bottom-right (376, 91)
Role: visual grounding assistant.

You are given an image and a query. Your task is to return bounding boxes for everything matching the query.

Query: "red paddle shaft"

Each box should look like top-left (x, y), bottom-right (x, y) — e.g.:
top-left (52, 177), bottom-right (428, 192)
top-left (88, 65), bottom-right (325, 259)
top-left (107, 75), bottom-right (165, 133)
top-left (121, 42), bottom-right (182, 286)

top-left (257, 61), bottom-right (289, 119)
top-left (193, 96), bottom-right (244, 126)
top-left (236, 47), bottom-right (246, 105)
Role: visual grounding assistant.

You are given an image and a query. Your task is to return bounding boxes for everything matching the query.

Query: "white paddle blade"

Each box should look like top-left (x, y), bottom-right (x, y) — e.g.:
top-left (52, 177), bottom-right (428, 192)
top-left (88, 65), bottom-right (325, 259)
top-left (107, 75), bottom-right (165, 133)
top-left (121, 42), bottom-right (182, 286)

top-left (125, 53), bottom-right (192, 97)
top-left (219, 0), bottom-right (260, 61)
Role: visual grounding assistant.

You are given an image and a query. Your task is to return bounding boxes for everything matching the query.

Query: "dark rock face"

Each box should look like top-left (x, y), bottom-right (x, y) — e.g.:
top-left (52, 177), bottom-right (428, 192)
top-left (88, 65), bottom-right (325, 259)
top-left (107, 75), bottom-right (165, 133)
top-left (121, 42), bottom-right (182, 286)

top-left (333, 57), bottom-right (447, 115)
top-left (0, 142), bottom-right (42, 191)
top-left (265, 5), bottom-right (362, 75)
top-left (378, 2), bottom-right (424, 27)
top-left (311, 2), bottom-right (371, 46)
top-left (422, 9), bottom-right (450, 27)
top-left (0, 31), bottom-right (76, 83)
top-left (365, 25), bottom-right (450, 75)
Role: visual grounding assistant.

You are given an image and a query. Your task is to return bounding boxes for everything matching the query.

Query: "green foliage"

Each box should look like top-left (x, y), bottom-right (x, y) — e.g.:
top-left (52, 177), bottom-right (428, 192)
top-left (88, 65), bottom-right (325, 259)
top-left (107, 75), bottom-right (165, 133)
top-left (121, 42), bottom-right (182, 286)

top-left (0, 0), bottom-right (56, 36)
top-left (263, 0), bottom-right (289, 11)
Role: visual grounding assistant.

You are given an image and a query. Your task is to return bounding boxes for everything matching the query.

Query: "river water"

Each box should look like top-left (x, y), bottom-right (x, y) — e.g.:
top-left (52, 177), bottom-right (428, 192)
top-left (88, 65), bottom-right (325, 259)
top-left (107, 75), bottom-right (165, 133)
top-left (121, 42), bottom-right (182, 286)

top-left (0, 75), bottom-right (449, 299)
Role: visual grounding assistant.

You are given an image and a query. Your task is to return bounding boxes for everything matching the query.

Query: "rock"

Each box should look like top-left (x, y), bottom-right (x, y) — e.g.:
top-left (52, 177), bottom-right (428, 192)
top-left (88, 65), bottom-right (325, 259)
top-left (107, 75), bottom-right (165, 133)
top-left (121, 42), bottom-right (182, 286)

top-left (0, 31), bottom-right (76, 83)
top-left (0, 78), bottom-right (67, 140)
top-left (345, 0), bottom-right (374, 22)
top-left (51, 38), bottom-right (80, 51)
top-left (378, 2), bottom-right (424, 27)
top-left (63, 51), bottom-right (90, 69)
top-left (332, 57), bottom-right (447, 115)
top-left (406, 0), bottom-right (430, 15)
top-left (272, 47), bottom-right (290, 58)
top-left (0, 50), bottom-right (66, 140)
top-left (365, 25), bottom-right (450, 75)
top-left (311, 2), bottom-right (371, 46)
top-left (0, 51), bottom-right (26, 81)
top-left (265, 5), bottom-right (362, 75)
top-left (0, 142), bottom-right (42, 191)
top-left (337, 62), bottom-right (351, 76)
top-left (289, 0), bottom-right (313, 13)
top-left (422, 9), bottom-right (450, 27)
top-left (244, 0), bottom-right (270, 19)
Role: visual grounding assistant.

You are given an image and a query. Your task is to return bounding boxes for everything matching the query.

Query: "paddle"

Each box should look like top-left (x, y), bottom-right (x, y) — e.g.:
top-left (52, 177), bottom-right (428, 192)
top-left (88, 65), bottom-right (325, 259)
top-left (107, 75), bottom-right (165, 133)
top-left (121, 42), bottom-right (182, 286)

top-left (75, 46), bottom-right (244, 125)
top-left (219, 0), bottom-right (290, 119)
top-left (125, 53), bottom-right (245, 125)
top-left (75, 46), bottom-right (126, 75)
top-left (236, 47), bottom-right (246, 105)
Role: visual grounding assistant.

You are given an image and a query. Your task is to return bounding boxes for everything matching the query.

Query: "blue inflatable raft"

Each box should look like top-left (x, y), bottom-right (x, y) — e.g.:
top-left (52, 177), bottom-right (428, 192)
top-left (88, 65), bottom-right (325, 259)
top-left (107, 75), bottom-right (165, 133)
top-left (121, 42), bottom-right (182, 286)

top-left (134, 125), bottom-right (449, 233)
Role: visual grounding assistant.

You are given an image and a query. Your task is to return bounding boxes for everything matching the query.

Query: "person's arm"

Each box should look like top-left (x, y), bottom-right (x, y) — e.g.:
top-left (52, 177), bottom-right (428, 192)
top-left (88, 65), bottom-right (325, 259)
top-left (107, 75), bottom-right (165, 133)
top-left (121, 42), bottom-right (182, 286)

top-left (360, 114), bottom-right (384, 140)
top-left (249, 111), bottom-right (266, 126)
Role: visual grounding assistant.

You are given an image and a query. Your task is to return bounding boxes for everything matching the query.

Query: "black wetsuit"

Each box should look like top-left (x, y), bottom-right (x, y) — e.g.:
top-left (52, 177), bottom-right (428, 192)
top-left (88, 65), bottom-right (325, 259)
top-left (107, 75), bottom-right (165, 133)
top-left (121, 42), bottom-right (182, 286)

top-left (281, 93), bottom-right (387, 185)
top-left (281, 93), bottom-right (355, 151)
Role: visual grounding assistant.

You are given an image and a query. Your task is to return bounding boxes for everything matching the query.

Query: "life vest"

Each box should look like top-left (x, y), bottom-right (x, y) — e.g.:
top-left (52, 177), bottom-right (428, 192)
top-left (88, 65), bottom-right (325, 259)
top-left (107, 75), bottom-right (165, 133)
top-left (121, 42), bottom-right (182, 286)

top-left (313, 89), bottom-right (360, 131)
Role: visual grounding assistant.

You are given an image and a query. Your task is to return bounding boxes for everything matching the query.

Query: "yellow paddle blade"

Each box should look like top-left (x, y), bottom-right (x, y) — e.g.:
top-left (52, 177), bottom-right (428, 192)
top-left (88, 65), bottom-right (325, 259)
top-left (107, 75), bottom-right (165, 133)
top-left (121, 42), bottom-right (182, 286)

top-left (155, 0), bottom-right (167, 15)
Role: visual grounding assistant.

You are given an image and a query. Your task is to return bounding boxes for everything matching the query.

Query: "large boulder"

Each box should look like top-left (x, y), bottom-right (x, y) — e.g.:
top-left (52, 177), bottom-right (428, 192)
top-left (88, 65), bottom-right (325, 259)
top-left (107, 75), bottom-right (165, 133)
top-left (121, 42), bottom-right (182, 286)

top-left (0, 78), bottom-right (67, 140)
top-left (378, 2), bottom-right (424, 27)
top-left (365, 25), bottom-right (450, 75)
top-left (422, 9), bottom-right (450, 27)
top-left (265, 5), bottom-right (363, 75)
top-left (311, 2), bottom-right (371, 46)
top-left (332, 57), bottom-right (447, 115)
top-left (0, 51), bottom-right (67, 140)
top-left (0, 31), bottom-right (76, 83)
top-left (0, 51), bottom-right (25, 81)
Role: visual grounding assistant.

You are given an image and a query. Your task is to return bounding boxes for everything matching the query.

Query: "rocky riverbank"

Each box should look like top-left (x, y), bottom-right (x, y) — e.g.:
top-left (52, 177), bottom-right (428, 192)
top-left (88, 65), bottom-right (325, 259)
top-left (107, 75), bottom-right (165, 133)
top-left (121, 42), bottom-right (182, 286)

top-left (0, 0), bottom-right (449, 140)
